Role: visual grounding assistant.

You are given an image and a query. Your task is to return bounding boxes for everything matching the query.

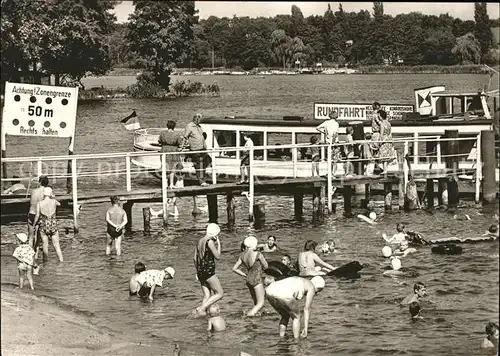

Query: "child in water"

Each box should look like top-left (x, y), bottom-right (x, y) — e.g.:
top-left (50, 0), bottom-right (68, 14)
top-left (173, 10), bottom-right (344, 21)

top-left (383, 223), bottom-right (407, 245)
top-left (207, 303), bottom-right (226, 332)
top-left (481, 322), bottom-right (499, 351)
top-left (136, 267), bottom-right (175, 301)
top-left (409, 302), bottom-right (423, 320)
top-left (129, 262), bottom-right (146, 296)
top-left (320, 240), bottom-right (336, 256)
top-left (258, 235), bottom-right (278, 252)
top-left (400, 282), bottom-right (427, 306)
top-left (105, 196), bottom-right (128, 256)
top-left (12, 233), bottom-right (39, 290)
top-left (298, 240), bottom-right (336, 276)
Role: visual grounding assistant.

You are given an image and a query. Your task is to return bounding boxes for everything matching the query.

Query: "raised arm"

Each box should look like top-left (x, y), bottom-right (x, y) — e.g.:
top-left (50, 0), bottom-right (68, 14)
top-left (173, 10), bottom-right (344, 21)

top-left (313, 253), bottom-right (335, 271)
top-left (257, 252), bottom-right (268, 270)
top-left (232, 257), bottom-right (247, 278)
top-left (207, 238), bottom-right (221, 260)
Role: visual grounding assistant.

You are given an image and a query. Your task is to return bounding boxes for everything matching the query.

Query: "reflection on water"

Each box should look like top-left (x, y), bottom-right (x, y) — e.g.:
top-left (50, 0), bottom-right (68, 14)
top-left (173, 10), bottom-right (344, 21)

top-left (1, 74), bottom-right (498, 355)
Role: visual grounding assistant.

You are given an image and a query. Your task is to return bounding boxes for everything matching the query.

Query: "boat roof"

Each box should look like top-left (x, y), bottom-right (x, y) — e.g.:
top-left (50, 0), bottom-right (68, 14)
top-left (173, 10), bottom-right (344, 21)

top-left (431, 90), bottom-right (487, 97)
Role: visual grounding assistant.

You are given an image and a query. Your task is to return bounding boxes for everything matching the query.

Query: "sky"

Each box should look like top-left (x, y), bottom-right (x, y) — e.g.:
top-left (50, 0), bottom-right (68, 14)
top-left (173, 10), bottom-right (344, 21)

top-left (113, 1), bottom-right (500, 23)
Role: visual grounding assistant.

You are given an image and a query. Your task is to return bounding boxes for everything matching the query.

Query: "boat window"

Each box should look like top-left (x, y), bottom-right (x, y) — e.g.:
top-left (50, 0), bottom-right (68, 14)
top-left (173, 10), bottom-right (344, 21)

top-left (241, 131), bottom-right (264, 161)
top-left (296, 133), bottom-right (318, 160)
top-left (267, 132), bottom-right (293, 161)
top-left (213, 130), bottom-right (236, 158)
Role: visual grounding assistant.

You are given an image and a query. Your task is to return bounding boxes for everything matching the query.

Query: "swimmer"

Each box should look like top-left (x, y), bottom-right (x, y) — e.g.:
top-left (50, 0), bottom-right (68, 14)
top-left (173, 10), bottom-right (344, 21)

top-left (136, 266), bottom-right (175, 301)
top-left (207, 304), bottom-right (226, 332)
top-left (265, 275), bottom-right (326, 339)
top-left (383, 223), bottom-right (407, 245)
top-left (12, 233), bottom-right (39, 290)
top-left (258, 235), bottom-right (278, 253)
top-left (297, 240), bottom-right (336, 276)
top-left (357, 211), bottom-right (377, 225)
top-left (320, 240), bottom-right (336, 256)
top-left (280, 254), bottom-right (299, 276)
top-left (105, 196), bottom-right (128, 256)
top-left (483, 224), bottom-right (499, 239)
top-left (409, 302), bottom-right (423, 320)
top-left (129, 262), bottom-right (146, 296)
top-left (481, 322), bottom-right (499, 350)
top-left (400, 282), bottom-right (427, 306)
top-left (232, 236), bottom-right (269, 316)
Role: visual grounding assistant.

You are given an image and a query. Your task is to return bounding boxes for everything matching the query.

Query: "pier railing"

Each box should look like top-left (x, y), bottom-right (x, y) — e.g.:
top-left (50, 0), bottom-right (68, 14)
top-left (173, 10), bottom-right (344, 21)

top-left (1, 134), bottom-right (488, 227)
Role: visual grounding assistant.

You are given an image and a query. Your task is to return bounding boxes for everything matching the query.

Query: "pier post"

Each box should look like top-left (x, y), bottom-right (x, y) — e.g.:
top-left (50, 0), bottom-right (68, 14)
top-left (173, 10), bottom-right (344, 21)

top-left (426, 179), bottom-right (434, 209)
top-left (312, 188), bottom-right (321, 222)
top-left (475, 133), bottom-right (481, 204)
top-left (444, 130), bottom-right (459, 209)
top-left (123, 201), bottom-right (133, 232)
top-left (143, 207), bottom-right (151, 235)
top-left (253, 203), bottom-right (266, 228)
top-left (398, 156), bottom-right (404, 210)
top-left (327, 144), bottom-right (333, 214)
top-left (384, 183), bottom-right (392, 212)
top-left (294, 191), bottom-right (303, 221)
top-left (343, 185), bottom-right (353, 217)
top-left (248, 147), bottom-right (255, 222)
top-left (71, 158), bottom-right (79, 233)
top-left (66, 137), bottom-right (74, 193)
top-left (319, 185), bottom-right (326, 217)
top-left (1, 127), bottom-right (7, 179)
top-left (207, 194), bottom-right (218, 223)
top-left (480, 130), bottom-right (496, 204)
top-left (361, 183), bottom-right (371, 209)
top-left (192, 196), bottom-right (203, 215)
top-left (227, 194), bottom-right (235, 229)
top-left (161, 153), bottom-right (168, 227)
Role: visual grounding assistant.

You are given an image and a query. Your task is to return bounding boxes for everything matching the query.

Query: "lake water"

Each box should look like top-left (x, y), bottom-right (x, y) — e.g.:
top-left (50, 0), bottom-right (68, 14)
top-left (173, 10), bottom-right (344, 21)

top-left (1, 74), bottom-right (498, 356)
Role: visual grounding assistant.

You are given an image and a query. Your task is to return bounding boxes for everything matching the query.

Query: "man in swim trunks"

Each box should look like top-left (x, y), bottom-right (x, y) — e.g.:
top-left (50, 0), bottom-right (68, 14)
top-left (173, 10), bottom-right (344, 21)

top-left (105, 196), bottom-right (128, 256)
top-left (28, 175), bottom-right (49, 248)
top-left (265, 275), bottom-right (325, 339)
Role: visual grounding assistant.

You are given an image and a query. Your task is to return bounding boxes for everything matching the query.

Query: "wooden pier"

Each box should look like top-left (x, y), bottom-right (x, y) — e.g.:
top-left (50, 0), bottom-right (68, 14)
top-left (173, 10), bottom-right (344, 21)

top-left (1, 132), bottom-right (497, 233)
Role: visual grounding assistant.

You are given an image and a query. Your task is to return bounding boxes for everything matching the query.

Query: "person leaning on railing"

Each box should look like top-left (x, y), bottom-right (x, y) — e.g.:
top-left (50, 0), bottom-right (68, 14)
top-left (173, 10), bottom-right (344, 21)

top-left (181, 113), bottom-right (208, 186)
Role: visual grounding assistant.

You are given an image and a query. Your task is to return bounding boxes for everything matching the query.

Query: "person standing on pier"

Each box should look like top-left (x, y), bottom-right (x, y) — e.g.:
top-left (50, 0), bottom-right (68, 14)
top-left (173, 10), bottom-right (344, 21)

top-left (28, 175), bottom-right (49, 249)
top-left (194, 223), bottom-right (224, 316)
top-left (238, 132), bottom-right (253, 184)
top-left (105, 196), bottom-right (127, 256)
top-left (34, 187), bottom-right (63, 263)
top-left (316, 111), bottom-right (340, 176)
top-left (371, 102), bottom-right (382, 133)
top-left (159, 120), bottom-right (184, 189)
top-left (182, 113), bottom-right (208, 186)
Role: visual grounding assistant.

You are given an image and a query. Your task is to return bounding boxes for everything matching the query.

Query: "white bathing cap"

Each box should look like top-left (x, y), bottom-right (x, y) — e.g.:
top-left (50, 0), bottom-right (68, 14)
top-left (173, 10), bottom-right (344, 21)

top-left (391, 257), bottom-right (401, 271)
top-left (16, 233), bottom-right (28, 243)
top-left (43, 187), bottom-right (53, 197)
top-left (311, 276), bottom-right (326, 292)
top-left (244, 236), bottom-right (258, 249)
top-left (206, 223), bottom-right (220, 237)
top-left (382, 246), bottom-right (392, 258)
top-left (369, 212), bottom-right (377, 220)
top-left (164, 267), bottom-right (175, 278)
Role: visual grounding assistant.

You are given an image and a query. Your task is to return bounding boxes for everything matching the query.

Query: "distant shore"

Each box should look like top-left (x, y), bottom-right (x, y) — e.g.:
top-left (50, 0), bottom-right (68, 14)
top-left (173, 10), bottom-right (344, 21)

top-left (108, 64), bottom-right (495, 77)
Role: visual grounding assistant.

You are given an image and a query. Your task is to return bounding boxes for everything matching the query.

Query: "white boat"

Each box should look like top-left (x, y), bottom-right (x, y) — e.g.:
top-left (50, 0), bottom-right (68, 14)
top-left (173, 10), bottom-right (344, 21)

top-left (131, 86), bottom-right (496, 180)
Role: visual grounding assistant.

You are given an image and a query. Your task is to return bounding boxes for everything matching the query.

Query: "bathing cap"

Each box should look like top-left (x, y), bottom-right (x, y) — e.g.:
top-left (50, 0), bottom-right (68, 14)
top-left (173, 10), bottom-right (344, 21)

top-left (369, 212), bottom-right (377, 220)
top-left (164, 267), bottom-right (175, 278)
top-left (391, 257), bottom-right (401, 271)
top-left (244, 236), bottom-right (258, 249)
top-left (206, 223), bottom-right (220, 237)
top-left (382, 246), bottom-right (392, 258)
top-left (311, 276), bottom-right (326, 292)
top-left (16, 233), bottom-right (28, 243)
top-left (43, 187), bottom-right (53, 196)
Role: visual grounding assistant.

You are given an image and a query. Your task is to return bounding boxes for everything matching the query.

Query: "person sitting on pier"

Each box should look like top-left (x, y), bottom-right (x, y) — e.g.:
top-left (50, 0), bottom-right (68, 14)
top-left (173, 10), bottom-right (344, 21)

top-left (136, 267), bottom-right (175, 302)
top-left (34, 187), bottom-right (63, 263)
top-left (258, 235), bottom-right (278, 253)
top-left (105, 196), bottom-right (128, 256)
top-left (238, 132), bottom-right (253, 184)
top-left (309, 135), bottom-right (321, 177)
top-left (297, 240), bottom-right (336, 276)
top-left (129, 262), bottom-right (146, 296)
top-left (400, 282), bottom-right (427, 306)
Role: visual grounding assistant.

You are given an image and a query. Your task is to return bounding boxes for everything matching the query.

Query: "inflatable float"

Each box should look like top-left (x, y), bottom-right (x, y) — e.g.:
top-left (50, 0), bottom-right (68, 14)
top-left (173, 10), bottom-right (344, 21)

top-left (265, 260), bottom-right (363, 279)
top-left (431, 244), bottom-right (463, 255)
top-left (429, 235), bottom-right (497, 244)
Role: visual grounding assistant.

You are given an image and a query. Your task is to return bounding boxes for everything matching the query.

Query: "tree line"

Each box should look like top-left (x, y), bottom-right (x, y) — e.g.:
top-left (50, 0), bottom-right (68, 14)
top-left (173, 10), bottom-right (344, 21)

top-left (1, 1), bottom-right (498, 92)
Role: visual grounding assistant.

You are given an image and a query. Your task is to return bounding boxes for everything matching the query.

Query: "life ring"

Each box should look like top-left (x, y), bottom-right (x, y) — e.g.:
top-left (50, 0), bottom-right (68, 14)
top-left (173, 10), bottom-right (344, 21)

top-left (431, 244), bottom-right (463, 255)
top-left (327, 261), bottom-right (363, 277)
top-left (265, 261), bottom-right (291, 279)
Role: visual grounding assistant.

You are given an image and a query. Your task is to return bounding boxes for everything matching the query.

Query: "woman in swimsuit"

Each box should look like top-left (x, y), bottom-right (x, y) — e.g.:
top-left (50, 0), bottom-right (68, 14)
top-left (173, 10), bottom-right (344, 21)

top-left (193, 223), bottom-right (224, 316)
top-left (297, 240), bottom-right (335, 276)
top-left (34, 187), bottom-right (63, 262)
top-left (233, 236), bottom-right (269, 317)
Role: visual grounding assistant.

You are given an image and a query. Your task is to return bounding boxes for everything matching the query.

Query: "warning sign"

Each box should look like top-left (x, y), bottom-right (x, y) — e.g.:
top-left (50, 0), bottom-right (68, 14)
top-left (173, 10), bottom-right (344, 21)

top-left (313, 103), bottom-right (414, 121)
top-left (2, 82), bottom-right (78, 138)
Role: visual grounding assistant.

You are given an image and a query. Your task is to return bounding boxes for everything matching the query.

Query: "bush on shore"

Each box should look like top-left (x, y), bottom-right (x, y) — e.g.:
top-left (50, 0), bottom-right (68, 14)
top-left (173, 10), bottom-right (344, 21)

top-left (357, 64), bottom-right (492, 74)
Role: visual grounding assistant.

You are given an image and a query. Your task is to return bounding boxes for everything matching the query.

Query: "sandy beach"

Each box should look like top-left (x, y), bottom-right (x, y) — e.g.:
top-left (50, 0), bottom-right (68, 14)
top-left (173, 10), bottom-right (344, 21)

top-left (1, 286), bottom-right (226, 356)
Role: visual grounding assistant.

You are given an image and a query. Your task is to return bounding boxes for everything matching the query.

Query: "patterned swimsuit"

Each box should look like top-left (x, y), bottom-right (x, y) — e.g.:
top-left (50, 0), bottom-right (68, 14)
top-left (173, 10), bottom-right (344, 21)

top-left (40, 213), bottom-right (58, 236)
top-left (246, 253), bottom-right (264, 287)
top-left (196, 240), bottom-right (216, 283)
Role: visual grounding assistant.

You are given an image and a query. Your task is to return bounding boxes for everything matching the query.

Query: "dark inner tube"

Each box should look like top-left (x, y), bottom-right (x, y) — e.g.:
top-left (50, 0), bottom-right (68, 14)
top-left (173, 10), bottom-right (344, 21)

top-left (431, 244), bottom-right (463, 255)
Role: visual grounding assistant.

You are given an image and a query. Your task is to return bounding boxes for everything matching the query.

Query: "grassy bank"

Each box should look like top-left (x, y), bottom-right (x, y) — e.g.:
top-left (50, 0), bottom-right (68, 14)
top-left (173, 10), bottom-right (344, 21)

top-left (356, 64), bottom-right (495, 74)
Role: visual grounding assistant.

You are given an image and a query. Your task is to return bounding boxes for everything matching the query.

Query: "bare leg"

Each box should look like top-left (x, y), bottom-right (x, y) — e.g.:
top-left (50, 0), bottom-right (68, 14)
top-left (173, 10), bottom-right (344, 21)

top-left (200, 283), bottom-right (211, 306)
top-left (246, 283), bottom-right (265, 316)
top-left (311, 163), bottom-right (315, 177)
top-left (18, 268), bottom-right (24, 288)
top-left (247, 283), bottom-right (257, 305)
top-left (292, 316), bottom-right (301, 339)
top-left (28, 223), bottom-right (35, 248)
top-left (197, 275), bottom-right (224, 314)
top-left (115, 235), bottom-right (122, 256)
top-left (26, 266), bottom-right (34, 290)
top-left (106, 235), bottom-right (113, 255)
top-left (239, 166), bottom-right (245, 182)
top-left (51, 232), bottom-right (64, 262)
top-left (169, 172), bottom-right (175, 188)
top-left (40, 232), bottom-right (49, 262)
top-left (315, 162), bottom-right (319, 176)
top-left (279, 314), bottom-right (289, 337)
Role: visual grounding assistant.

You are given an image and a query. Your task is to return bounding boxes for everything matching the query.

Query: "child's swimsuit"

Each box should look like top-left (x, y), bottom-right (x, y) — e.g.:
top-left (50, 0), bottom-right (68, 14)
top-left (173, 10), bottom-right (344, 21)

top-left (196, 240), bottom-right (216, 283)
top-left (39, 213), bottom-right (58, 236)
top-left (245, 253), bottom-right (264, 287)
top-left (13, 244), bottom-right (35, 266)
top-left (107, 223), bottom-right (123, 238)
